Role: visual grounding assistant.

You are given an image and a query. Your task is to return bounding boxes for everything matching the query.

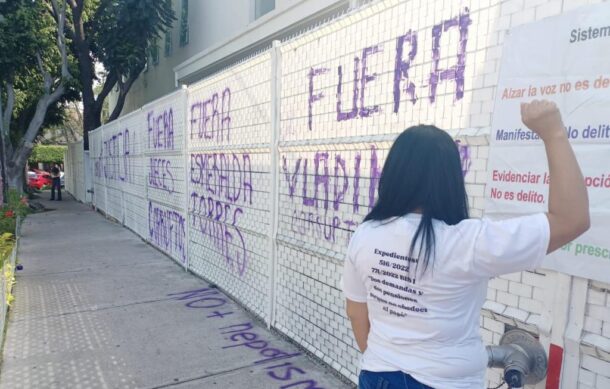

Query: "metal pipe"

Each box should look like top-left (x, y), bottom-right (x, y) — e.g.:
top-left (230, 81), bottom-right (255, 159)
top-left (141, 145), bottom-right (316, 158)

top-left (487, 329), bottom-right (548, 388)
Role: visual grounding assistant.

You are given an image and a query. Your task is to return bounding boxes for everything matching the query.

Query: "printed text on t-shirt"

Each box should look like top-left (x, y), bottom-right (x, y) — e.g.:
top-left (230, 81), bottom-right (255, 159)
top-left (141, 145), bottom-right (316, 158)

top-left (369, 248), bottom-right (427, 317)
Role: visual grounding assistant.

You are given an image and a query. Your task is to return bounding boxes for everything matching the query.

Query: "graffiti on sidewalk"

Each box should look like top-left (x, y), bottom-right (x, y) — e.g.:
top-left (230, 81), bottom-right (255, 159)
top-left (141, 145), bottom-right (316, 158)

top-left (168, 287), bottom-right (325, 388)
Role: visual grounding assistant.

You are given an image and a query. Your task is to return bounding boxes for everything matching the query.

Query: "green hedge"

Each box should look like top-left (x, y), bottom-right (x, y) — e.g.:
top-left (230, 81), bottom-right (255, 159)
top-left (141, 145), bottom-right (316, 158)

top-left (28, 145), bottom-right (66, 164)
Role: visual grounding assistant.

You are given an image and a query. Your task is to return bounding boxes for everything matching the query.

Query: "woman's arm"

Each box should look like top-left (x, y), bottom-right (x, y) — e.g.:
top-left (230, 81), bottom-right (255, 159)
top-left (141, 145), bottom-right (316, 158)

top-left (346, 299), bottom-right (370, 353)
top-left (521, 100), bottom-right (590, 253)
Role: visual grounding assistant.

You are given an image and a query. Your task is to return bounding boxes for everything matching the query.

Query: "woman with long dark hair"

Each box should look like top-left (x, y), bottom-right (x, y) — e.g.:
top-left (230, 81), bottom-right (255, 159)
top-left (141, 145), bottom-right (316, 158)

top-left (342, 100), bottom-right (590, 389)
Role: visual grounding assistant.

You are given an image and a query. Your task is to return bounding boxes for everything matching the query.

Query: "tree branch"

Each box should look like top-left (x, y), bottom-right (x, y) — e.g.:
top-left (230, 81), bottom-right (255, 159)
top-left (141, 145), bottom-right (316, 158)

top-left (60, 126), bottom-right (71, 143)
top-left (14, 83), bottom-right (67, 170)
top-left (72, 101), bottom-right (83, 123)
top-left (108, 73), bottom-right (139, 122)
top-left (0, 82), bottom-right (15, 135)
top-left (93, 71), bottom-right (117, 116)
top-left (50, 0), bottom-right (72, 80)
top-left (66, 124), bottom-right (78, 142)
top-left (108, 67), bottom-right (141, 121)
top-left (46, 1), bottom-right (76, 44)
top-left (36, 52), bottom-right (53, 93)
top-left (45, 1), bottom-right (56, 19)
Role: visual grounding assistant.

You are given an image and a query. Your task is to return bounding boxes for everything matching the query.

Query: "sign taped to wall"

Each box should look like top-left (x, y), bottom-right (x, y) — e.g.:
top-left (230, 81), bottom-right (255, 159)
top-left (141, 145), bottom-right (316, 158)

top-left (485, 3), bottom-right (610, 283)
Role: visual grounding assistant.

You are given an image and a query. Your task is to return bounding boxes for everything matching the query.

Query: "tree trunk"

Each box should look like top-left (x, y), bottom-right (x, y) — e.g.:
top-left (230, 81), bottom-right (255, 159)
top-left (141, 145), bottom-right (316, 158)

top-left (77, 54), bottom-right (98, 150)
top-left (0, 139), bottom-right (7, 202)
top-left (1, 81), bottom-right (16, 201)
top-left (82, 102), bottom-right (97, 150)
top-left (70, 2), bottom-right (97, 151)
top-left (6, 165), bottom-right (24, 191)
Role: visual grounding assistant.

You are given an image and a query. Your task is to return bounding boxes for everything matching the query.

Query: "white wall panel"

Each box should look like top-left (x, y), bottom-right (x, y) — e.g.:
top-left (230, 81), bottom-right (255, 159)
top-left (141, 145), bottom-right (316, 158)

top-left (187, 53), bottom-right (272, 320)
top-left (143, 90), bottom-right (188, 265)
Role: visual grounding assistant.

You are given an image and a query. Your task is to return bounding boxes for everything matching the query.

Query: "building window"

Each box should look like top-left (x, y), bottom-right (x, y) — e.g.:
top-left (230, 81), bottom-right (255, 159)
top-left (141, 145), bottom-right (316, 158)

top-left (179, 0), bottom-right (189, 47)
top-left (150, 39), bottom-right (160, 65)
top-left (255, 0), bottom-right (275, 20)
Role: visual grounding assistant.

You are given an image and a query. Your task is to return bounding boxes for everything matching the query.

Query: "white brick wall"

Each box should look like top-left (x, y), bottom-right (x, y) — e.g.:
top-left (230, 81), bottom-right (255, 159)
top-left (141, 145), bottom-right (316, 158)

top-left (581, 282), bottom-right (610, 388)
top-left (66, 0), bottom-right (610, 387)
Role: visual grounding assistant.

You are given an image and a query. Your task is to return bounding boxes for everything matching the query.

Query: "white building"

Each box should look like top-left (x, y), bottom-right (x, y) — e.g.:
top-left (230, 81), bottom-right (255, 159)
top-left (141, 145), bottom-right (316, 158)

top-left (109, 0), bottom-right (366, 115)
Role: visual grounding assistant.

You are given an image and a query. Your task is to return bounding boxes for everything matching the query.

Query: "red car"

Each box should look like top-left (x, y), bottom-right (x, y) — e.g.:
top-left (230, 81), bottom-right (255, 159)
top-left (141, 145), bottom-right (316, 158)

top-left (27, 170), bottom-right (52, 190)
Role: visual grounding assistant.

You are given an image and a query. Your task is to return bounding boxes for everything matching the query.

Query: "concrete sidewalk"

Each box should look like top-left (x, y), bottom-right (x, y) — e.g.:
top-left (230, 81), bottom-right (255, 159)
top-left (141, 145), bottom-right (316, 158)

top-left (0, 195), bottom-right (353, 389)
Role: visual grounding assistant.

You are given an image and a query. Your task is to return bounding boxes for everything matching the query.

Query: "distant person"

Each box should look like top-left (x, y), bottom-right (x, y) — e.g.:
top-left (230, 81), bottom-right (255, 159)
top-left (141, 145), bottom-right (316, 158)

top-left (50, 163), bottom-right (62, 201)
top-left (342, 100), bottom-right (590, 388)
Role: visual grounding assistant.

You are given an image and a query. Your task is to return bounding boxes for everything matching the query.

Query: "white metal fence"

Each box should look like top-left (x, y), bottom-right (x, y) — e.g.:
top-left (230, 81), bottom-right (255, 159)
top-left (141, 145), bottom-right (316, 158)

top-left (65, 1), bottom-right (610, 387)
top-left (64, 142), bottom-right (86, 203)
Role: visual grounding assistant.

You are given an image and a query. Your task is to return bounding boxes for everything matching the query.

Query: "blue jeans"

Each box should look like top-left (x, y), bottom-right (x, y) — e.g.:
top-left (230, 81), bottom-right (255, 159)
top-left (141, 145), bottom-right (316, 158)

top-left (51, 177), bottom-right (62, 200)
top-left (359, 370), bottom-right (434, 389)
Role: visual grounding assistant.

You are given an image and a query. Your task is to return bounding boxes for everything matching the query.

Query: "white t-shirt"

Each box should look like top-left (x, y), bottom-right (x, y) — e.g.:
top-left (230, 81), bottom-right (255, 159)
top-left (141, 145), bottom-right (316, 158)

top-left (342, 213), bottom-right (550, 389)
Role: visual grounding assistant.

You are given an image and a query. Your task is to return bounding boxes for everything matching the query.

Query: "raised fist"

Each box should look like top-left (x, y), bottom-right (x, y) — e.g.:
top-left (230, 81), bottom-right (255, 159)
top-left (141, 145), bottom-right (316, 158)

top-left (520, 100), bottom-right (565, 141)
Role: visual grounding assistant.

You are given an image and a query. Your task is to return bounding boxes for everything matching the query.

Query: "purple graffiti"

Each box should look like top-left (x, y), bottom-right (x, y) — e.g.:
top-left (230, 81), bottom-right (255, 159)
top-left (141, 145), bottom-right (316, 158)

top-left (282, 157), bottom-right (302, 198)
top-left (147, 108), bottom-right (174, 150)
top-left (283, 141), bottom-right (471, 243)
top-left (148, 157), bottom-right (175, 193)
top-left (455, 140), bottom-right (471, 177)
top-left (167, 289), bottom-right (324, 389)
top-left (333, 155), bottom-right (348, 211)
top-left (189, 190), bottom-right (247, 277)
top-left (429, 8), bottom-right (471, 103)
top-left (291, 210), bottom-right (342, 242)
top-left (282, 148), bottom-right (378, 214)
top-left (393, 30), bottom-right (418, 112)
top-left (97, 129), bottom-right (132, 182)
top-left (307, 10), bottom-right (471, 131)
top-left (190, 153), bottom-right (253, 205)
top-left (148, 201), bottom-right (186, 264)
top-left (282, 147), bottom-right (381, 243)
top-left (220, 323), bottom-right (323, 388)
top-left (302, 152), bottom-right (329, 209)
top-left (352, 152), bottom-right (361, 213)
top-left (190, 152), bottom-right (252, 277)
top-left (307, 67), bottom-right (329, 131)
top-left (168, 287), bottom-right (234, 314)
top-left (190, 87), bottom-right (231, 143)
top-left (334, 45), bottom-right (382, 123)
top-left (94, 142), bottom-right (104, 178)
top-left (359, 45), bottom-right (381, 117)
top-left (336, 58), bottom-right (359, 121)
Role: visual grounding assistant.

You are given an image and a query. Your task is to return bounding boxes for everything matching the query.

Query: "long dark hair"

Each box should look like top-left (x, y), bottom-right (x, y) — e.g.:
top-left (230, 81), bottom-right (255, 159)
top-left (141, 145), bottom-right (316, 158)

top-left (364, 125), bottom-right (469, 274)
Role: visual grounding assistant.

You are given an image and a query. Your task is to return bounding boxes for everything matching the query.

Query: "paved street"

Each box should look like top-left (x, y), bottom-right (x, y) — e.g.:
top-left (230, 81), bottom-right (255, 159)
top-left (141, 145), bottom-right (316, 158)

top-left (0, 195), bottom-right (352, 389)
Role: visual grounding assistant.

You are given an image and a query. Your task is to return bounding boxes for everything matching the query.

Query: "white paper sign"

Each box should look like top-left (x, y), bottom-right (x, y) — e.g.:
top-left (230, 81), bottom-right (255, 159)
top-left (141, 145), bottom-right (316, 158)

top-left (485, 4), bottom-right (610, 283)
